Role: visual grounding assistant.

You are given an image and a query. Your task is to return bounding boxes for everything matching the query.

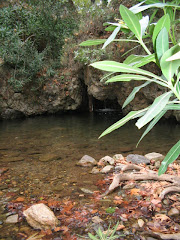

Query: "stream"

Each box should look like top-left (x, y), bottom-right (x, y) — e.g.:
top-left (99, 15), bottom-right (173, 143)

top-left (0, 112), bottom-right (179, 239)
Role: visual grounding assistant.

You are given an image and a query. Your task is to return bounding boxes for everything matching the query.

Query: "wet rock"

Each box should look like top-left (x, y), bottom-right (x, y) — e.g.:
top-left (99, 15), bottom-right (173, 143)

top-left (98, 156), bottom-right (115, 166)
top-left (100, 165), bottom-right (114, 173)
top-left (39, 153), bottom-right (61, 162)
top-left (77, 155), bottom-right (97, 167)
top-left (126, 154), bottom-right (150, 165)
top-left (113, 154), bottom-right (124, 161)
top-left (5, 214), bottom-right (18, 224)
top-left (145, 152), bottom-right (164, 162)
top-left (168, 208), bottom-right (179, 216)
top-left (91, 167), bottom-right (100, 174)
top-left (80, 188), bottom-right (94, 194)
top-left (23, 203), bottom-right (58, 230)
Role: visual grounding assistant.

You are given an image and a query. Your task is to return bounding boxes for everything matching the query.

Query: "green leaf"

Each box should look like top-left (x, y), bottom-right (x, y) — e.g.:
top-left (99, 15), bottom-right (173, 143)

top-left (99, 109), bottom-right (147, 138)
top-left (152, 14), bottom-right (170, 47)
top-left (166, 51), bottom-right (180, 61)
top-left (102, 26), bottom-right (121, 49)
top-left (158, 140), bottom-right (180, 175)
top-left (156, 27), bottom-right (169, 61)
top-left (88, 233), bottom-right (98, 240)
top-left (105, 25), bottom-right (117, 31)
top-left (106, 207), bottom-right (116, 213)
top-left (123, 81), bottom-right (150, 108)
top-left (79, 39), bottom-right (106, 46)
top-left (160, 44), bottom-right (180, 81)
top-left (137, 110), bottom-right (166, 146)
top-left (134, 54), bottom-right (156, 67)
top-left (106, 74), bottom-right (152, 83)
top-left (120, 5), bottom-right (142, 40)
top-left (90, 61), bottom-right (163, 80)
top-left (124, 55), bottom-right (144, 65)
top-left (136, 91), bottom-right (172, 129)
top-left (165, 103), bottom-right (180, 111)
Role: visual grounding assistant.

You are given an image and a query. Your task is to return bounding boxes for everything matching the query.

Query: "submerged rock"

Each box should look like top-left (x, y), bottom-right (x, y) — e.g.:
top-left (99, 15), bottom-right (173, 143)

top-left (23, 203), bottom-right (58, 230)
top-left (126, 154), bottom-right (150, 165)
top-left (77, 155), bottom-right (97, 167)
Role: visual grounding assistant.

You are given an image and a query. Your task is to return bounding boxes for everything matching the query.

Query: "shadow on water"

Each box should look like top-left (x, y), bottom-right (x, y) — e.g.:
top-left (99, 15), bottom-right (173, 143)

top-left (0, 112), bottom-right (179, 238)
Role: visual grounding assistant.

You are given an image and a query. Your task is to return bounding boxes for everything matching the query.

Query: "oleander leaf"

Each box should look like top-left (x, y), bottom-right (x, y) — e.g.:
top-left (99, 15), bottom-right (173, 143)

top-left (80, 39), bottom-right (106, 46)
top-left (102, 26), bottom-right (121, 49)
top-left (158, 140), bottom-right (180, 175)
top-left (136, 91), bottom-right (172, 129)
top-left (99, 109), bottom-right (147, 138)
top-left (120, 5), bottom-right (141, 40)
top-left (152, 14), bottom-right (170, 47)
top-left (123, 81), bottom-right (150, 108)
top-left (156, 27), bottom-right (169, 61)
top-left (160, 44), bottom-right (180, 82)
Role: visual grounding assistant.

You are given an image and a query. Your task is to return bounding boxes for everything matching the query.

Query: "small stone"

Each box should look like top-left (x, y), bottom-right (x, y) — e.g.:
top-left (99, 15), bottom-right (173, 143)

top-left (91, 167), bottom-right (100, 174)
top-left (138, 219), bottom-right (145, 227)
top-left (155, 161), bottom-right (161, 169)
top-left (168, 208), bottom-right (179, 216)
top-left (113, 154), bottom-right (124, 161)
top-left (5, 214), bottom-right (18, 224)
top-left (100, 165), bottom-right (114, 173)
top-left (77, 155), bottom-right (97, 167)
top-left (23, 203), bottom-right (58, 230)
top-left (92, 216), bottom-right (104, 224)
top-left (126, 154), bottom-right (150, 165)
top-left (145, 152), bottom-right (164, 162)
top-left (80, 188), bottom-right (94, 194)
top-left (123, 183), bottom-right (135, 189)
top-left (98, 156), bottom-right (115, 166)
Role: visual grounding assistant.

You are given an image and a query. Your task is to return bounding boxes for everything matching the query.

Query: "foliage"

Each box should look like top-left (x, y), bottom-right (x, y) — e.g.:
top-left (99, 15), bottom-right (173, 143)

top-left (81, 0), bottom-right (180, 175)
top-left (88, 222), bottom-right (120, 240)
top-left (0, 0), bottom-right (77, 92)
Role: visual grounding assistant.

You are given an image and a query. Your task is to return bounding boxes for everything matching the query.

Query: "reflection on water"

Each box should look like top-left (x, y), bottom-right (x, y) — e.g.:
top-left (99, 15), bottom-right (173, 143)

top-left (0, 112), bottom-right (179, 237)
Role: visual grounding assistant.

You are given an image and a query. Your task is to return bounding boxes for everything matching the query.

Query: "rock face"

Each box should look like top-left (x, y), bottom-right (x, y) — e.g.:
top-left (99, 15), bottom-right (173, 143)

top-left (23, 203), bottom-right (59, 230)
top-left (0, 66), bottom-right (82, 119)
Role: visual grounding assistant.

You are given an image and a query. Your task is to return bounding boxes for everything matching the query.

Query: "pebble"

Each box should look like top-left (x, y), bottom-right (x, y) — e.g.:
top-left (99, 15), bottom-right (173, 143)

top-left (5, 214), bottom-right (18, 224)
top-left (138, 219), bottom-right (145, 227)
top-left (168, 207), bottom-right (179, 216)
top-left (100, 165), bottom-right (114, 173)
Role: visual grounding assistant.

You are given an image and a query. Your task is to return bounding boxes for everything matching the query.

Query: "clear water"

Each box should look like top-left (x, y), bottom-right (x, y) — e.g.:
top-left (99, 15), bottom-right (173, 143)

top-left (0, 112), bottom-right (179, 238)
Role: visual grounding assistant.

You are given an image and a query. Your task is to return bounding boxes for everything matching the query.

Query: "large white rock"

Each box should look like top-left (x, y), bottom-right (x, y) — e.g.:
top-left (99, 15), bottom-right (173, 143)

top-left (145, 152), bottom-right (164, 162)
top-left (23, 203), bottom-right (58, 230)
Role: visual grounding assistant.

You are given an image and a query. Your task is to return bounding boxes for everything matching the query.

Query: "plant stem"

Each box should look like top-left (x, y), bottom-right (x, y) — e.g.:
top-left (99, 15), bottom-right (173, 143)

top-left (139, 40), bottom-right (151, 55)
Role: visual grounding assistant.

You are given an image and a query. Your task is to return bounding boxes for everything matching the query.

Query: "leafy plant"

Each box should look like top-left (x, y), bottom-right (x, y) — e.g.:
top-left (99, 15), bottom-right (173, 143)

top-left (0, 0), bottom-right (77, 91)
top-left (80, 0), bottom-right (180, 175)
top-left (88, 222), bottom-right (121, 240)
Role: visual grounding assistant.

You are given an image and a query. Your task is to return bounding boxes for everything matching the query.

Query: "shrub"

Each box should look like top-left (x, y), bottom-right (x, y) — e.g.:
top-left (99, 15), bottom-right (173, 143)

top-left (0, 0), bottom-right (77, 92)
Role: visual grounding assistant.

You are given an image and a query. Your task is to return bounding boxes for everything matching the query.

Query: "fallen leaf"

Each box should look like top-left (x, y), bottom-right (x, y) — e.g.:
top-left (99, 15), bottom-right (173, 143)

top-left (117, 224), bottom-right (125, 230)
top-left (15, 197), bottom-right (25, 202)
top-left (130, 189), bottom-right (140, 196)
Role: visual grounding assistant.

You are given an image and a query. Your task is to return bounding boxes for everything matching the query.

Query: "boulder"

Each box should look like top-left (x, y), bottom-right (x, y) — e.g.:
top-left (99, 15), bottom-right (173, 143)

top-left (126, 154), bottom-right (150, 165)
top-left (77, 155), bottom-right (97, 167)
top-left (23, 203), bottom-right (58, 230)
top-left (145, 152), bottom-right (164, 162)
top-left (98, 156), bottom-right (115, 166)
